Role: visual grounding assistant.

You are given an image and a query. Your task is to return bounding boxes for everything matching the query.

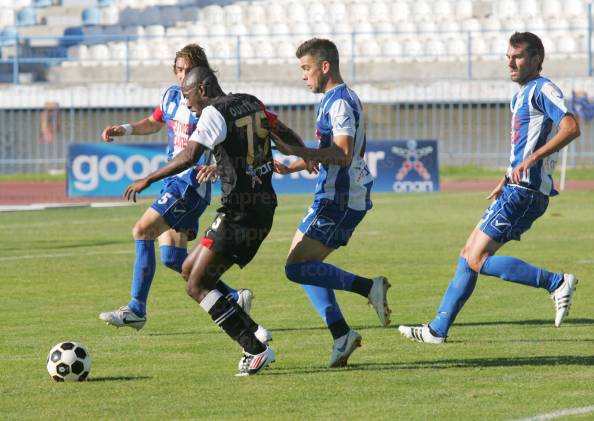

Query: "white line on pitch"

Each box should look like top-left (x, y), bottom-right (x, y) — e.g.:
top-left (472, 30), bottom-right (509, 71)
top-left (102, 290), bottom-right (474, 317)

top-left (513, 405), bottom-right (594, 421)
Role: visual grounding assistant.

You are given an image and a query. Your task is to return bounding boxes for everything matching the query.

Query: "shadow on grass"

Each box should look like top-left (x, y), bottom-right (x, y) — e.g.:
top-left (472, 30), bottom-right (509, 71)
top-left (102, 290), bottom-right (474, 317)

top-left (87, 375), bottom-right (152, 382)
top-left (263, 354), bottom-right (594, 376)
top-left (456, 318), bottom-right (594, 327)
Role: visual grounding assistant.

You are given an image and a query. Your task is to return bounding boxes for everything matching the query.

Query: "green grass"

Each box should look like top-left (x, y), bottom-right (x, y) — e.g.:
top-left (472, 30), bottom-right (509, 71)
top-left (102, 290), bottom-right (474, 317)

top-left (1, 192), bottom-right (593, 420)
top-left (441, 165), bottom-right (594, 181)
top-left (3, 165), bottom-right (594, 183)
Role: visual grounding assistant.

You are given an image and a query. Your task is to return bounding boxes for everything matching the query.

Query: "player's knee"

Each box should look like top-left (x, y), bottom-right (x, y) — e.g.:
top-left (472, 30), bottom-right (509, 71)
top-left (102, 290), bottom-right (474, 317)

top-left (132, 222), bottom-right (147, 239)
top-left (464, 253), bottom-right (486, 273)
top-left (185, 282), bottom-right (200, 300)
top-left (180, 260), bottom-right (192, 281)
top-left (284, 263), bottom-right (302, 283)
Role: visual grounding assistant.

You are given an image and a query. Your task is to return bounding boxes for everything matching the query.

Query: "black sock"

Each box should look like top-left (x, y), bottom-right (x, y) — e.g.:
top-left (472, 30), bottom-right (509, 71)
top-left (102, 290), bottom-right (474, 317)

top-left (225, 296), bottom-right (259, 334)
top-left (328, 318), bottom-right (350, 340)
top-left (202, 291), bottom-right (265, 355)
top-left (351, 276), bottom-right (373, 297)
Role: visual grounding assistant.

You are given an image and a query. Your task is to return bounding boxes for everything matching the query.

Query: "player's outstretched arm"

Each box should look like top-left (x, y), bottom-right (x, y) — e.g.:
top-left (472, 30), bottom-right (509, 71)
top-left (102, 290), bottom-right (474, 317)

top-left (101, 116), bottom-right (164, 142)
top-left (124, 141), bottom-right (205, 202)
top-left (510, 114), bottom-right (580, 184)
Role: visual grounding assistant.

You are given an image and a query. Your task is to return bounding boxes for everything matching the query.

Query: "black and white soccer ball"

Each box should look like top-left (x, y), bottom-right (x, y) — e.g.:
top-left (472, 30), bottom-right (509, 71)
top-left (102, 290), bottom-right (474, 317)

top-left (46, 342), bottom-right (91, 382)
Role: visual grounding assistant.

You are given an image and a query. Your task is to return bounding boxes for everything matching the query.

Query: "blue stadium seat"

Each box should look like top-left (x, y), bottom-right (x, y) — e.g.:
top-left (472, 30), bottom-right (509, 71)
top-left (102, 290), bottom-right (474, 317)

top-left (16, 7), bottom-right (36, 27)
top-left (32, 0), bottom-right (52, 8)
top-left (0, 27), bottom-right (18, 47)
top-left (82, 7), bottom-right (102, 26)
top-left (97, 0), bottom-right (116, 7)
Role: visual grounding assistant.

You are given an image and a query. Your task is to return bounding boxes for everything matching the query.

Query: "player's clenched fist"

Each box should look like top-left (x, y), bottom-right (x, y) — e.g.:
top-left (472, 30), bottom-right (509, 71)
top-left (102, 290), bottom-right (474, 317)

top-left (101, 125), bottom-right (130, 142)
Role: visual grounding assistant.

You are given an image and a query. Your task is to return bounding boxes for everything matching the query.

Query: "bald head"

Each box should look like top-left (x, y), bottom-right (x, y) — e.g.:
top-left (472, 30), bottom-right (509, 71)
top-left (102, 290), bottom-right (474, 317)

top-left (181, 66), bottom-right (222, 98)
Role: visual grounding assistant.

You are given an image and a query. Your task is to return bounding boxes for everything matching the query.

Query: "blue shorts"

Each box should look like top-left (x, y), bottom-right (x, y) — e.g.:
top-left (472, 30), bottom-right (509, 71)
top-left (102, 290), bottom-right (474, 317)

top-left (298, 200), bottom-right (367, 249)
top-left (479, 184), bottom-right (549, 244)
top-left (150, 178), bottom-right (209, 241)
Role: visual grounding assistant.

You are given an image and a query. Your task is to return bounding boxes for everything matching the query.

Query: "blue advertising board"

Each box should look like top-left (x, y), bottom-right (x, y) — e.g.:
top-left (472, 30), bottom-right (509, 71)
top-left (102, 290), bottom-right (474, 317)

top-left (67, 140), bottom-right (439, 197)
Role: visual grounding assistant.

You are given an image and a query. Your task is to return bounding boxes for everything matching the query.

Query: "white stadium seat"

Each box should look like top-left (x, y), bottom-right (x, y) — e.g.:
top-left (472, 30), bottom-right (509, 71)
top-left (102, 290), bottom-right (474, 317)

top-left (455, 0), bottom-right (473, 20)
top-left (186, 24), bottom-right (208, 38)
top-left (412, 1), bottom-right (431, 19)
top-left (565, 0), bottom-right (586, 18)
top-left (270, 22), bottom-right (291, 37)
top-left (100, 5), bottom-right (119, 26)
top-left (481, 18), bottom-right (502, 32)
top-left (519, 0), bottom-right (539, 18)
top-left (246, 3), bottom-right (266, 25)
top-left (447, 36), bottom-right (467, 57)
top-left (349, 3), bottom-right (369, 23)
top-left (461, 19), bottom-right (481, 32)
top-left (287, 2), bottom-right (307, 23)
top-left (395, 21), bottom-right (416, 34)
top-left (391, 1), bottom-right (410, 23)
top-left (417, 20), bottom-right (438, 34)
top-left (434, 1), bottom-right (454, 21)
top-left (224, 4), bottom-right (243, 26)
top-left (202, 5), bottom-right (224, 24)
top-left (439, 20), bottom-right (461, 34)
top-left (0, 9), bottom-right (15, 27)
top-left (109, 41), bottom-right (127, 65)
top-left (145, 24), bottom-right (165, 38)
top-left (228, 23), bottom-right (249, 36)
top-left (381, 38), bottom-right (402, 61)
top-left (426, 38), bottom-right (446, 60)
top-left (541, 0), bottom-right (562, 19)
top-left (332, 21), bottom-right (353, 36)
top-left (309, 2), bottom-right (326, 24)
top-left (369, 2), bottom-right (390, 23)
top-left (267, 2), bottom-right (284, 24)
top-left (327, 2), bottom-right (347, 24)
top-left (89, 44), bottom-right (110, 64)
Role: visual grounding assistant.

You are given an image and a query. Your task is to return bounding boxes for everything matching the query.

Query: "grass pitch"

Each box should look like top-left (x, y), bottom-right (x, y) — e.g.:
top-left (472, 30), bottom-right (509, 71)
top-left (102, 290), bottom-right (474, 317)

top-left (1, 191), bottom-right (593, 420)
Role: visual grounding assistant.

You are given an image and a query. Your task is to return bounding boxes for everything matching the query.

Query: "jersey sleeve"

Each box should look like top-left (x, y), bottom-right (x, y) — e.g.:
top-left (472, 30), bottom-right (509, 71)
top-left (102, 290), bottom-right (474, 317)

top-left (189, 106), bottom-right (227, 149)
top-left (151, 105), bottom-right (164, 123)
top-left (257, 100), bottom-right (278, 129)
top-left (536, 82), bottom-right (569, 125)
top-left (328, 99), bottom-right (356, 137)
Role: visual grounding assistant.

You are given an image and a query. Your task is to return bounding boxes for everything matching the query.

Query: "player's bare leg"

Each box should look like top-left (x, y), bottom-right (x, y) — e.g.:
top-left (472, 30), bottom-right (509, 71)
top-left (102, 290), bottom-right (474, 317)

top-left (182, 244), bottom-right (274, 376)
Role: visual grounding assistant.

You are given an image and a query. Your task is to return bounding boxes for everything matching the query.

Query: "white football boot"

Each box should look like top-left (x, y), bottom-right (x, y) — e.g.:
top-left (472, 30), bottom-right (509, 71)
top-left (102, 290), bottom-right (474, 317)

top-left (236, 288), bottom-right (254, 315)
top-left (328, 329), bottom-right (362, 368)
top-left (398, 324), bottom-right (445, 344)
top-left (551, 273), bottom-right (578, 327)
top-left (368, 276), bottom-right (392, 326)
top-left (236, 346), bottom-right (276, 376)
top-left (99, 306), bottom-right (146, 331)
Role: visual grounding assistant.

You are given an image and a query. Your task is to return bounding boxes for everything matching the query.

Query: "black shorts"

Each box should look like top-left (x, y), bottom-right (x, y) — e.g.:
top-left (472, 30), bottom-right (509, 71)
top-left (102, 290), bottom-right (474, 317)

top-left (201, 206), bottom-right (275, 267)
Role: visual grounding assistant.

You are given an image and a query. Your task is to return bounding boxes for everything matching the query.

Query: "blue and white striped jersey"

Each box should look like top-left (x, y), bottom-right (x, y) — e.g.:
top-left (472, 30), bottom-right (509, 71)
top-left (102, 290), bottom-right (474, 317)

top-left (508, 77), bottom-right (569, 196)
top-left (314, 84), bottom-right (373, 211)
top-left (155, 85), bottom-right (211, 202)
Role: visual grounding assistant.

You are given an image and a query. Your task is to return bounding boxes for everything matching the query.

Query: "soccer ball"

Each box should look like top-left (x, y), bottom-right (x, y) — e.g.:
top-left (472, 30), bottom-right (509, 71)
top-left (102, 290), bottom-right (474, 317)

top-left (46, 342), bottom-right (91, 382)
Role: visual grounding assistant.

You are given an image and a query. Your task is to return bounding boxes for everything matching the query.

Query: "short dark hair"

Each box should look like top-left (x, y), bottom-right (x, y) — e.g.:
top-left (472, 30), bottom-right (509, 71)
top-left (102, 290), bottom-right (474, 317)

top-left (182, 66), bottom-right (223, 97)
top-left (173, 43), bottom-right (212, 74)
top-left (509, 32), bottom-right (545, 70)
top-left (296, 38), bottom-right (340, 69)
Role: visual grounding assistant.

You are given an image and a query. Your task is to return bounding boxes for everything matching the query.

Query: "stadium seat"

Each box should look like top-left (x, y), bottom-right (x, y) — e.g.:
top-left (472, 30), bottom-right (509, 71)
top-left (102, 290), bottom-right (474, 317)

top-left (160, 7), bottom-right (181, 27)
top-left (315, 22), bottom-right (333, 36)
top-left (0, 27), bottom-right (18, 46)
top-left (245, 3), bottom-right (265, 25)
top-left (570, 15), bottom-right (588, 30)
top-left (518, 0), bottom-right (539, 18)
top-left (140, 7), bottom-right (160, 26)
top-left (144, 24), bottom-right (165, 38)
top-left (565, 0), bottom-right (586, 18)
top-left (82, 25), bottom-right (103, 44)
top-left (375, 22), bottom-right (396, 42)
top-left (471, 35), bottom-right (489, 58)
top-left (32, 0), bottom-right (52, 8)
top-left (434, 1), bottom-right (453, 22)
top-left (332, 21), bottom-right (353, 36)
top-left (15, 8), bottom-right (35, 26)
top-left (202, 4), bottom-right (224, 24)
top-left (455, 0), bottom-right (473, 20)
top-left (267, 2), bottom-right (284, 24)
top-left (309, 3), bottom-right (326, 24)
top-left (100, 5), bottom-right (119, 26)
top-left (381, 38), bottom-right (402, 61)
top-left (275, 39), bottom-right (297, 63)
top-left (89, 44), bottom-right (109, 65)
top-left (327, 1), bottom-right (347, 24)
top-left (97, 0), bottom-right (116, 7)
top-left (287, 2), bottom-right (307, 23)
top-left (481, 18), bottom-right (502, 32)
top-left (129, 40), bottom-right (149, 65)
top-left (238, 37), bottom-right (256, 64)
top-left (229, 23), bottom-right (248, 36)
top-left (67, 44), bottom-right (89, 65)
top-left (165, 26), bottom-right (186, 38)
top-left (255, 40), bottom-right (277, 64)
top-left (369, 1), bottom-right (389, 23)
top-left (290, 22), bottom-right (312, 39)
top-left (439, 20), bottom-right (461, 34)
top-left (119, 7), bottom-right (138, 26)
top-left (555, 32), bottom-right (578, 57)
top-left (179, 6), bottom-right (199, 22)
top-left (417, 20), bottom-right (438, 34)
top-left (123, 25), bottom-right (145, 39)
top-left (446, 36), bottom-right (467, 57)
top-left (426, 38), bottom-right (446, 61)
top-left (395, 21), bottom-right (416, 34)
top-left (0, 9), bottom-right (16, 28)
top-left (412, 1), bottom-right (431, 19)
top-left (82, 7), bottom-right (102, 26)
top-left (390, 0), bottom-right (410, 22)
top-left (462, 19), bottom-right (482, 32)
top-left (355, 38), bottom-right (381, 63)
top-left (541, 0), bottom-right (562, 19)
top-left (186, 23), bottom-right (208, 38)
top-left (270, 22), bottom-right (291, 37)
top-left (349, 3), bottom-right (369, 23)
top-left (224, 4), bottom-right (243, 26)
top-left (108, 41), bottom-right (127, 65)
top-left (489, 35), bottom-right (509, 57)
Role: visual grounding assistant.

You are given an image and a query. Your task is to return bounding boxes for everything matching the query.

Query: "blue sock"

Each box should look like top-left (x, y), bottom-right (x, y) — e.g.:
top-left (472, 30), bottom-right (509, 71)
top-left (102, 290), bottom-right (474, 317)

top-left (214, 280), bottom-right (239, 302)
top-left (480, 255), bottom-right (563, 293)
top-left (159, 245), bottom-right (187, 273)
top-left (300, 284), bottom-right (349, 339)
top-left (128, 240), bottom-right (156, 317)
top-left (285, 262), bottom-right (371, 295)
top-left (429, 257), bottom-right (478, 337)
